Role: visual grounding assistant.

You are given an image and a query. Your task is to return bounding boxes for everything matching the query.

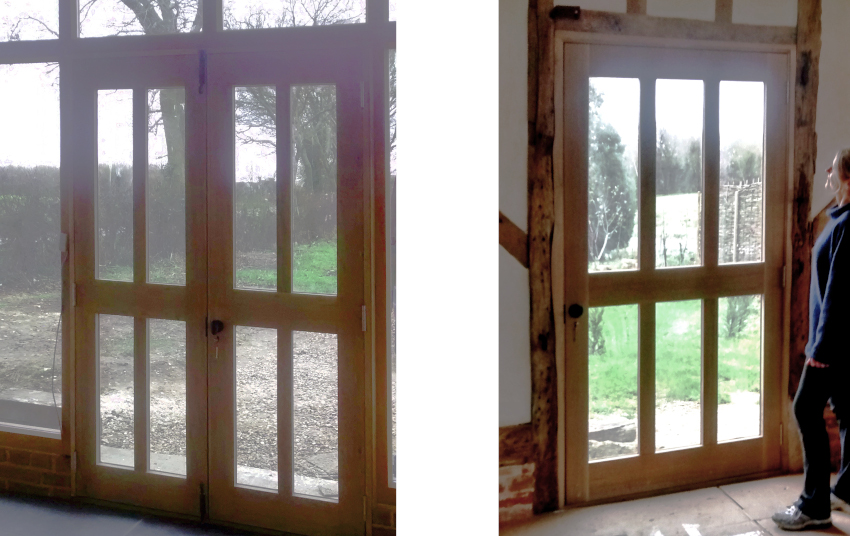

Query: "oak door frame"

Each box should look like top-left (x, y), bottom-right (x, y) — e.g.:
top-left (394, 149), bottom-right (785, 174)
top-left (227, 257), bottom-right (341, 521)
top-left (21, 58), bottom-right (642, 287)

top-left (204, 50), bottom-right (367, 536)
top-left (70, 53), bottom-right (208, 515)
top-left (555, 33), bottom-right (795, 505)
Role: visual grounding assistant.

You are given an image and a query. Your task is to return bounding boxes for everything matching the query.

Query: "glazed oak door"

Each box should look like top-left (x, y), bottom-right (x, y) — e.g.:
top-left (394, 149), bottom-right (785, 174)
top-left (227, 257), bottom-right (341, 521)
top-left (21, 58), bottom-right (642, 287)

top-left (560, 42), bottom-right (790, 503)
top-left (71, 53), bottom-right (208, 515)
top-left (205, 50), bottom-right (366, 535)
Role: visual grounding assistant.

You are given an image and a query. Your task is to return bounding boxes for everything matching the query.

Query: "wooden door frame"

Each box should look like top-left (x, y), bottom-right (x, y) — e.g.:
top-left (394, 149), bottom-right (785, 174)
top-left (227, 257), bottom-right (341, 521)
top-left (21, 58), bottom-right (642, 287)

top-left (69, 53), bottom-right (208, 515)
top-left (0, 2), bottom-right (394, 529)
top-left (554, 32), bottom-right (796, 505)
top-left (204, 50), bottom-right (366, 536)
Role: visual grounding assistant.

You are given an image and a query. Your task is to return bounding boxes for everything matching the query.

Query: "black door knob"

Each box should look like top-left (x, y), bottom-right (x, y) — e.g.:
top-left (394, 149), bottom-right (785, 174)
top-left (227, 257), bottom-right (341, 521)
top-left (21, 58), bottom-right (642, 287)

top-left (210, 320), bottom-right (224, 336)
top-left (568, 304), bottom-right (584, 319)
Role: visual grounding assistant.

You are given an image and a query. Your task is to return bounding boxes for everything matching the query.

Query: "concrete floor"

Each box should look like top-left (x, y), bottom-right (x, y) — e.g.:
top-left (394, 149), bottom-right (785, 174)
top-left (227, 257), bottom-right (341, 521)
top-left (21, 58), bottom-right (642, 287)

top-left (0, 493), bottom-right (271, 536)
top-left (502, 474), bottom-right (850, 536)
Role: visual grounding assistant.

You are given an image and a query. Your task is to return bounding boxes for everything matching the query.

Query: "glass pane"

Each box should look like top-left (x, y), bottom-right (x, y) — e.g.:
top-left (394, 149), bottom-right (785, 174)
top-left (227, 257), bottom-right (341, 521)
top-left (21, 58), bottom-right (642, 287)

top-left (718, 295), bottom-right (762, 442)
top-left (291, 85), bottom-right (337, 295)
top-left (235, 326), bottom-right (278, 491)
top-left (97, 89), bottom-right (134, 282)
top-left (234, 86), bottom-right (277, 291)
top-left (389, 0), bottom-right (396, 21)
top-left (387, 49), bottom-right (397, 486)
top-left (99, 314), bottom-right (134, 468)
top-left (656, 79), bottom-right (704, 269)
top-left (223, 0), bottom-right (365, 29)
top-left (80, 0), bottom-right (202, 38)
top-left (148, 88), bottom-right (186, 285)
top-left (148, 319), bottom-right (187, 476)
top-left (293, 331), bottom-right (338, 501)
top-left (0, 63), bottom-right (62, 424)
top-left (0, 1), bottom-right (58, 41)
top-left (719, 81), bottom-right (764, 264)
top-left (588, 77), bottom-right (639, 272)
top-left (656, 300), bottom-right (701, 451)
top-left (588, 305), bottom-right (638, 461)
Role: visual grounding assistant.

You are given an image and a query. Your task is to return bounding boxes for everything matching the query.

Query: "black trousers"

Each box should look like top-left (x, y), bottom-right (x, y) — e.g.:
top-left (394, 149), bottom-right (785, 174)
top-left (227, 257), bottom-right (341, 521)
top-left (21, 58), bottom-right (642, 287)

top-left (794, 362), bottom-right (850, 518)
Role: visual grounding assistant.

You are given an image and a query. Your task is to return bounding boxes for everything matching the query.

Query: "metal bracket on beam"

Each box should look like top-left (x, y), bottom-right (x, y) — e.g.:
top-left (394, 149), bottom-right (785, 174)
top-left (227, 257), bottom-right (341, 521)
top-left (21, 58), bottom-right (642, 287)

top-left (550, 6), bottom-right (580, 20)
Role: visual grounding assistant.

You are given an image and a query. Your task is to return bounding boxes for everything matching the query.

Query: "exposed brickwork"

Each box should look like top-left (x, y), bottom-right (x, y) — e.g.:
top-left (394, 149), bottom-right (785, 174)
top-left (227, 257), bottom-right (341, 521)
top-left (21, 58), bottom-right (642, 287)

top-left (499, 463), bottom-right (534, 525)
top-left (372, 503), bottom-right (395, 535)
top-left (30, 452), bottom-right (53, 471)
top-left (0, 441), bottom-right (71, 499)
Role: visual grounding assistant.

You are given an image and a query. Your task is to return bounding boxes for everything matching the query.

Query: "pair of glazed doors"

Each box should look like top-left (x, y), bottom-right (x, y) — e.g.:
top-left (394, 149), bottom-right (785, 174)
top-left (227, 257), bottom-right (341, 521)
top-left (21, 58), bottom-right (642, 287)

top-left (561, 41), bottom-right (790, 503)
top-left (69, 50), bottom-right (365, 535)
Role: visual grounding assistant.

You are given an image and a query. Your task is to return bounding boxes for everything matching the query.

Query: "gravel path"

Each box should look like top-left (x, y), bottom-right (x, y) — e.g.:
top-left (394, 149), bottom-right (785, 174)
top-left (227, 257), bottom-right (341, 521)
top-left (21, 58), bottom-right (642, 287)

top-left (0, 292), bottom-right (367, 484)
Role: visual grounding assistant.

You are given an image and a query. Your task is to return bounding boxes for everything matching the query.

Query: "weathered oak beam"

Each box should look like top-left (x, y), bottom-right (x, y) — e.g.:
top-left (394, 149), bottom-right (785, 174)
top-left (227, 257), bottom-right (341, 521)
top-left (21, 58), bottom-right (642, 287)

top-left (715, 0), bottom-right (733, 24)
top-left (528, 0), bottom-right (559, 516)
top-left (500, 424), bottom-right (534, 467)
top-left (499, 211), bottom-right (529, 268)
top-left (789, 0), bottom-right (821, 397)
top-left (626, 0), bottom-right (646, 15)
top-left (554, 11), bottom-right (796, 45)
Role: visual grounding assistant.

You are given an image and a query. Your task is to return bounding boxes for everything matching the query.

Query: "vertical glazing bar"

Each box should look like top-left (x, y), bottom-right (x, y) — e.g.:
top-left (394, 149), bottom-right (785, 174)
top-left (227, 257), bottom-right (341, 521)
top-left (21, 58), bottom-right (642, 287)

top-left (277, 330), bottom-right (293, 496)
top-left (638, 302), bottom-right (655, 455)
top-left (134, 317), bottom-right (149, 471)
top-left (704, 80), bottom-right (720, 268)
top-left (703, 298), bottom-right (719, 446)
top-left (639, 78), bottom-right (656, 272)
top-left (58, 0), bottom-right (78, 40)
top-left (204, 0), bottom-right (222, 33)
top-left (367, 0), bottom-right (389, 23)
top-left (277, 86), bottom-right (292, 293)
top-left (133, 88), bottom-right (147, 283)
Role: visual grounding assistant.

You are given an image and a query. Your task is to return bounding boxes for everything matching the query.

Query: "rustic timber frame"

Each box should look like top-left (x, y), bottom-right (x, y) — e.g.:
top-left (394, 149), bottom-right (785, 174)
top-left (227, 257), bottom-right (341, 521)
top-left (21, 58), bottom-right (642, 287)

top-left (505, 0), bottom-right (824, 516)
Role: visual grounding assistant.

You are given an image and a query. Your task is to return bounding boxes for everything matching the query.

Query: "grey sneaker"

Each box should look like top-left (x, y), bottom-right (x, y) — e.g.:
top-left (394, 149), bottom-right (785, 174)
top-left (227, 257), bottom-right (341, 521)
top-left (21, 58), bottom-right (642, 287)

top-left (772, 504), bottom-right (831, 531)
top-left (832, 492), bottom-right (850, 514)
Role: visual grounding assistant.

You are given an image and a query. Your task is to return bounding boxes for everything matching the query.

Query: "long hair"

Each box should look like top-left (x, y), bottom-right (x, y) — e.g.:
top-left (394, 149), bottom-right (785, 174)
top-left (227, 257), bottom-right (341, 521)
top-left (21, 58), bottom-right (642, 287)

top-left (837, 148), bottom-right (850, 181)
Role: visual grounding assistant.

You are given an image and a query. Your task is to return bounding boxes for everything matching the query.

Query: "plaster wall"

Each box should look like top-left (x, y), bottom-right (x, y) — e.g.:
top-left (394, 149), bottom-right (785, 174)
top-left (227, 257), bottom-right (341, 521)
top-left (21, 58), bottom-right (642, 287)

top-left (647, 0), bottom-right (715, 20)
top-left (732, 0), bottom-right (796, 26)
top-left (500, 0), bottom-right (532, 426)
top-left (813, 0), bottom-right (850, 217)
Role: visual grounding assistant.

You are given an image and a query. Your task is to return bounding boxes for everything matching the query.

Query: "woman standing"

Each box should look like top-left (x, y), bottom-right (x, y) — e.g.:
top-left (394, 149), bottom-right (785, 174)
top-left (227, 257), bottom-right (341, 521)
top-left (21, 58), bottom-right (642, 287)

top-left (773, 149), bottom-right (850, 530)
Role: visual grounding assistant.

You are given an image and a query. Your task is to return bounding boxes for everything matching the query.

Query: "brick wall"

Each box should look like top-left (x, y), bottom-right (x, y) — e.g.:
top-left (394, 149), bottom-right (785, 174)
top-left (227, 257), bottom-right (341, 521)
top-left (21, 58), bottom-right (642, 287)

top-left (0, 432), bottom-right (71, 499)
top-left (372, 503), bottom-right (396, 536)
top-left (499, 463), bottom-right (534, 525)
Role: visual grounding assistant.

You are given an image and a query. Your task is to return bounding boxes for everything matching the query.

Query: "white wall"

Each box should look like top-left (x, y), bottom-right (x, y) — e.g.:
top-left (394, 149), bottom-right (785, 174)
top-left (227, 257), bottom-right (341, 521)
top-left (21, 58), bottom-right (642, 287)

top-left (500, 0), bottom-right (532, 426)
top-left (732, 0), bottom-right (796, 26)
top-left (647, 0), bottom-right (715, 21)
top-left (500, 248), bottom-right (532, 426)
top-left (813, 0), bottom-right (850, 216)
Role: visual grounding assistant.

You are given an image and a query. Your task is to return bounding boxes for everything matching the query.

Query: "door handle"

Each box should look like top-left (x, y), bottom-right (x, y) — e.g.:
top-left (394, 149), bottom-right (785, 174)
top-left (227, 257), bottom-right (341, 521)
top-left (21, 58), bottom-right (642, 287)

top-left (568, 304), bottom-right (584, 319)
top-left (210, 320), bottom-right (224, 336)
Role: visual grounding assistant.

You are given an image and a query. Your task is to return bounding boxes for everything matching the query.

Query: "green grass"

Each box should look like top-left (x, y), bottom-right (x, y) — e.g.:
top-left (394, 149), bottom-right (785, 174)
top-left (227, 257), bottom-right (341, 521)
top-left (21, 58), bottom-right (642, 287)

top-left (292, 240), bottom-right (337, 295)
top-left (232, 240), bottom-right (337, 294)
top-left (589, 297), bottom-right (761, 419)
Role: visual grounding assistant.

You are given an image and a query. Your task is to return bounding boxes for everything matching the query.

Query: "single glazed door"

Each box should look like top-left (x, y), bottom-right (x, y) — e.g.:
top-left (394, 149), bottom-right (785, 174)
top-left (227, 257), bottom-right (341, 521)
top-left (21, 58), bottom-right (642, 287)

top-left (71, 53), bottom-right (208, 515)
top-left (205, 50), bottom-right (366, 535)
top-left (560, 43), bottom-right (789, 503)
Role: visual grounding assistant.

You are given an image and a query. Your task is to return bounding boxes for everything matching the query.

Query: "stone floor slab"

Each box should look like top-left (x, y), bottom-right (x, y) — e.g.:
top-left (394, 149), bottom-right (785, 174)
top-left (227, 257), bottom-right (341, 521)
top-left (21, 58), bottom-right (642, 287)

top-left (503, 487), bottom-right (752, 536)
